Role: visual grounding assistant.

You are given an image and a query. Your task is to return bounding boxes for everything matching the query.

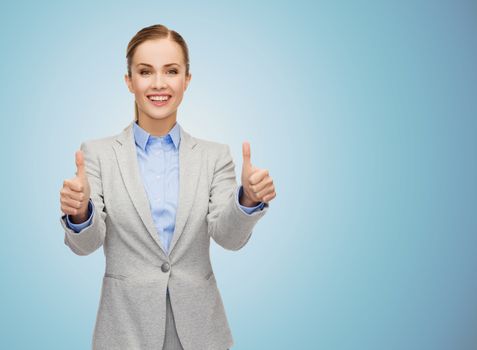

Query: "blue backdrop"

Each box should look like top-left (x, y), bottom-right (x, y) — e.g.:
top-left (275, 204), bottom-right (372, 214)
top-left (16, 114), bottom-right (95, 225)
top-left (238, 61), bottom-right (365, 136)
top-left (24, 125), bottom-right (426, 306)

top-left (1, 0), bottom-right (476, 349)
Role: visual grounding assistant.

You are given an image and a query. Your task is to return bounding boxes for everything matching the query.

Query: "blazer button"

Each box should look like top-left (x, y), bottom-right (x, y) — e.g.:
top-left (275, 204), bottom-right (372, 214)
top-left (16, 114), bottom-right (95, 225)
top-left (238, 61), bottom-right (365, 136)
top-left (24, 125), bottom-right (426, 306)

top-left (161, 262), bottom-right (170, 273)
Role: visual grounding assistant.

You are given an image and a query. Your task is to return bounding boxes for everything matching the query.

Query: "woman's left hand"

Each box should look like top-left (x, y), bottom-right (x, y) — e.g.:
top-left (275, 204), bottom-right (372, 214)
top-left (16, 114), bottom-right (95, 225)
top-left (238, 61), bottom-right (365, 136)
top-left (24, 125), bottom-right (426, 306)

top-left (240, 142), bottom-right (276, 206)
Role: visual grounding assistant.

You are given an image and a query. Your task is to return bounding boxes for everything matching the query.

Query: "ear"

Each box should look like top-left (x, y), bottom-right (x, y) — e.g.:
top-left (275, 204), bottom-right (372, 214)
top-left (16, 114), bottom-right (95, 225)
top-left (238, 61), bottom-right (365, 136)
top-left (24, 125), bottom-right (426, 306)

top-left (124, 73), bottom-right (134, 93)
top-left (184, 73), bottom-right (192, 91)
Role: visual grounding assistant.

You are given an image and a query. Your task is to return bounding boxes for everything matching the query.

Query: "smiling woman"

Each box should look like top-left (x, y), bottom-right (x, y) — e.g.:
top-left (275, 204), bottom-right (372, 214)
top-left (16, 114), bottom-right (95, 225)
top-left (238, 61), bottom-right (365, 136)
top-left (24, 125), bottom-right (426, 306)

top-left (59, 23), bottom-right (275, 350)
top-left (124, 27), bottom-right (192, 136)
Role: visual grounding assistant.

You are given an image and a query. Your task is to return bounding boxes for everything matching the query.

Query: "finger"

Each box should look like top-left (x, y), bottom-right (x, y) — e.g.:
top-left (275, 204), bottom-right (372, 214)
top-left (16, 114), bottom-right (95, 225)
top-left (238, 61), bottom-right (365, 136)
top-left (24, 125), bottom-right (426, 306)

top-left (60, 196), bottom-right (82, 209)
top-left (255, 185), bottom-right (275, 200)
top-left (262, 191), bottom-right (276, 203)
top-left (64, 179), bottom-right (84, 192)
top-left (250, 176), bottom-right (273, 193)
top-left (242, 142), bottom-right (252, 171)
top-left (75, 150), bottom-right (86, 178)
top-left (60, 187), bottom-right (86, 202)
top-left (249, 169), bottom-right (269, 185)
top-left (61, 205), bottom-right (80, 216)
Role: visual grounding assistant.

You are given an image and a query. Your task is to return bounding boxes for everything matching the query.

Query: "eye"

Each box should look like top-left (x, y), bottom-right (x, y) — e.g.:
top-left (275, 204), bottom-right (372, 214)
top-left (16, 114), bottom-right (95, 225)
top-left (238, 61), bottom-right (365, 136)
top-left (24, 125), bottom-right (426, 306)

top-left (167, 69), bottom-right (178, 75)
top-left (140, 70), bottom-right (151, 76)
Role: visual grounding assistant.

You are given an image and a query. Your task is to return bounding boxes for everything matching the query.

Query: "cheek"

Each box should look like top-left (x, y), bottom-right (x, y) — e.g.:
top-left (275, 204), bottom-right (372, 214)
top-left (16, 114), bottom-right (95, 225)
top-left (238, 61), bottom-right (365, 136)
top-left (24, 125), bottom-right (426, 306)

top-left (132, 78), bottom-right (149, 93)
top-left (173, 82), bottom-right (186, 94)
top-left (170, 77), bottom-right (186, 90)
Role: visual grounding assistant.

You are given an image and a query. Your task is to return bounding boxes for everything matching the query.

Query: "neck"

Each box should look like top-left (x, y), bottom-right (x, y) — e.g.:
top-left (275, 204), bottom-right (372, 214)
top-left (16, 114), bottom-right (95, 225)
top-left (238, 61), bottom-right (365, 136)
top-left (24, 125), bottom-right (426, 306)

top-left (137, 112), bottom-right (177, 136)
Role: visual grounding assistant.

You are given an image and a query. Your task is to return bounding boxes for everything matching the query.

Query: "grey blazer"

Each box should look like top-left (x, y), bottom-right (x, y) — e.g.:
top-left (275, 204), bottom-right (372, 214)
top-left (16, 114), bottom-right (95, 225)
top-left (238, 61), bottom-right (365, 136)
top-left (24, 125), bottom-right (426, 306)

top-left (60, 122), bottom-right (269, 350)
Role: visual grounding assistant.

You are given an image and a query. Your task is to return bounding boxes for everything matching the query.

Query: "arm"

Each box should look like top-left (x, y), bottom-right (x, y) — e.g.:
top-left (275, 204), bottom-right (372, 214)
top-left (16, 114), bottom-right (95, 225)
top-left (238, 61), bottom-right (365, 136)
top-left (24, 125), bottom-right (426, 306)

top-left (59, 142), bottom-right (107, 256)
top-left (207, 145), bottom-right (268, 251)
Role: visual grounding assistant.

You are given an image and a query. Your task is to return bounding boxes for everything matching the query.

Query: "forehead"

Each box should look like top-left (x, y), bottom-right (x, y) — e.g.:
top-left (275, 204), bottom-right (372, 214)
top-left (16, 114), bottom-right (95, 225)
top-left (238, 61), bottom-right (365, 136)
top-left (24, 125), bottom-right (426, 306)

top-left (132, 39), bottom-right (184, 67)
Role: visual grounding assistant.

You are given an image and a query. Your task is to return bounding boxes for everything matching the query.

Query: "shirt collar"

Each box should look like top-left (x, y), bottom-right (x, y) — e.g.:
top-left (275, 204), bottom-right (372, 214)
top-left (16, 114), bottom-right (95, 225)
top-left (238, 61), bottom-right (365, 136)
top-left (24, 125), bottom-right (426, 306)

top-left (133, 121), bottom-right (181, 151)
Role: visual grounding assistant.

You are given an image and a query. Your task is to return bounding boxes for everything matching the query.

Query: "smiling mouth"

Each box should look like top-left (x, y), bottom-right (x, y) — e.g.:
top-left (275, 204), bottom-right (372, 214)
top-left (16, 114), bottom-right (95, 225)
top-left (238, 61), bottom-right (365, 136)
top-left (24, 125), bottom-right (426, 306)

top-left (147, 95), bottom-right (171, 106)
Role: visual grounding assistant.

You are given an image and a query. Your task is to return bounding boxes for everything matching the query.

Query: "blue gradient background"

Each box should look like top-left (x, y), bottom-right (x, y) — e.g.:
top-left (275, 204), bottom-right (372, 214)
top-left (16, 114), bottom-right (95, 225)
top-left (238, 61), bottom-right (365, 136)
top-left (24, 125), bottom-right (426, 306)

top-left (1, 0), bottom-right (476, 349)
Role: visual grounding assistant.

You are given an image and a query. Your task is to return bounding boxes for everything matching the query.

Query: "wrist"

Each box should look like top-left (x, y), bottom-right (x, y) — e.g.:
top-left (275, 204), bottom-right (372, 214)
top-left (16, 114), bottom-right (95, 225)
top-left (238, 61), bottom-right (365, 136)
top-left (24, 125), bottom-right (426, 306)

top-left (239, 192), bottom-right (260, 207)
top-left (70, 207), bottom-right (89, 224)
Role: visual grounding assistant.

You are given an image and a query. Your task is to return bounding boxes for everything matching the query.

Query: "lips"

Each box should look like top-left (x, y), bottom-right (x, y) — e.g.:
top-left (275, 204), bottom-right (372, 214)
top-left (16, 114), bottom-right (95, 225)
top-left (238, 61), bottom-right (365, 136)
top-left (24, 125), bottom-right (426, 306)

top-left (147, 94), bottom-right (172, 107)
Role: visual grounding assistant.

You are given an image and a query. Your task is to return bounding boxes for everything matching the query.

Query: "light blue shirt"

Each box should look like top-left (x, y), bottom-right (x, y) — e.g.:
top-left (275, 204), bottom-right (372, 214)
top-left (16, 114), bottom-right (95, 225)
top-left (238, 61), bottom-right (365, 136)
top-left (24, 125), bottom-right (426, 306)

top-left (66, 121), bottom-right (265, 253)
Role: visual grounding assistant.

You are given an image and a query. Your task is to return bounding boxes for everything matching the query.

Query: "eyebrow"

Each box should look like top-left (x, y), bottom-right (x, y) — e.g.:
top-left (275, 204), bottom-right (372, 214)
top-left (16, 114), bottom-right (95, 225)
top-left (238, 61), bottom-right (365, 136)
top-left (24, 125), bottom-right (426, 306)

top-left (136, 63), bottom-right (181, 68)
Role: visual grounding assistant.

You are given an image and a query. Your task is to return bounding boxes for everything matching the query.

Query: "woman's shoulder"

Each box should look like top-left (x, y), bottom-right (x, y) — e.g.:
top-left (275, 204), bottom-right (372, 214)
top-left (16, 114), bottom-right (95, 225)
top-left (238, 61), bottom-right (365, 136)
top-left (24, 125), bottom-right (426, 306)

top-left (81, 134), bottom-right (117, 153)
top-left (191, 135), bottom-right (230, 158)
top-left (79, 125), bottom-right (128, 156)
top-left (193, 136), bottom-right (227, 150)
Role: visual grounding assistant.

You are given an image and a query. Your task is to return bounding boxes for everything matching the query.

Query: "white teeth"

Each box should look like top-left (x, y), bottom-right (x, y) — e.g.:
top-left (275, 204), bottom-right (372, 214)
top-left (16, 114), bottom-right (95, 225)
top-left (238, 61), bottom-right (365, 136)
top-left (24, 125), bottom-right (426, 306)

top-left (149, 95), bottom-right (170, 101)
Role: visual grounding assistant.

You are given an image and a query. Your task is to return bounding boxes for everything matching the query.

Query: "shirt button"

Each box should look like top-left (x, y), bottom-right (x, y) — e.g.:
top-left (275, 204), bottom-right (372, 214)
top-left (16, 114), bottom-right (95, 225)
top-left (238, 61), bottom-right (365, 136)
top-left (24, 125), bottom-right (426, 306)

top-left (161, 262), bottom-right (170, 273)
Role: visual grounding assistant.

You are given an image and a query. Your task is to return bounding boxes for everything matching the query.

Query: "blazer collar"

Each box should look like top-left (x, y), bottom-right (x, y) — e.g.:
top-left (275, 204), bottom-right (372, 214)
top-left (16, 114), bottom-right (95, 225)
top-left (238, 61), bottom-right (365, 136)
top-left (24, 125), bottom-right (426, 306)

top-left (113, 121), bottom-right (202, 257)
top-left (132, 121), bottom-right (181, 151)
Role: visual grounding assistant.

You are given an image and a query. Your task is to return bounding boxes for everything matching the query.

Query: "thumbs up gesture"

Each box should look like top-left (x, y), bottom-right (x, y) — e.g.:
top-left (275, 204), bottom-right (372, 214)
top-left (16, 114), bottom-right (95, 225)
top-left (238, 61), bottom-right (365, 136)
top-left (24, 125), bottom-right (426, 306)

top-left (60, 150), bottom-right (91, 223)
top-left (240, 141), bottom-right (276, 206)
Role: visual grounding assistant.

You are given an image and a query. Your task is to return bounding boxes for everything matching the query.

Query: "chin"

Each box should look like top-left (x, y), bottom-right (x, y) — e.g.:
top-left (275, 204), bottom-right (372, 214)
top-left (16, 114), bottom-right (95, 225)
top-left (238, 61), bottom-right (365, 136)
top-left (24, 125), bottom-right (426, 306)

top-left (148, 114), bottom-right (169, 120)
top-left (145, 110), bottom-right (176, 121)
top-left (138, 101), bottom-right (178, 120)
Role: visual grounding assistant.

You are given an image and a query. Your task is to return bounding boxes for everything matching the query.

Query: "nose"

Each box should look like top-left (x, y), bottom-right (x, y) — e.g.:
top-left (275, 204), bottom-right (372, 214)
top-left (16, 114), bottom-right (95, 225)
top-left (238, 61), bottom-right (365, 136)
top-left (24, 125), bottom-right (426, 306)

top-left (152, 73), bottom-right (168, 89)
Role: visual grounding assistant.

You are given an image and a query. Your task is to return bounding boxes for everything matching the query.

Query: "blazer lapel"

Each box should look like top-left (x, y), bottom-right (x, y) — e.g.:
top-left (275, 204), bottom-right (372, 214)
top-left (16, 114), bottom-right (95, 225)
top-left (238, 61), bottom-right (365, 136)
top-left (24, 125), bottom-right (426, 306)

top-left (113, 122), bottom-right (167, 255)
top-left (112, 122), bottom-right (202, 257)
top-left (168, 124), bottom-right (202, 255)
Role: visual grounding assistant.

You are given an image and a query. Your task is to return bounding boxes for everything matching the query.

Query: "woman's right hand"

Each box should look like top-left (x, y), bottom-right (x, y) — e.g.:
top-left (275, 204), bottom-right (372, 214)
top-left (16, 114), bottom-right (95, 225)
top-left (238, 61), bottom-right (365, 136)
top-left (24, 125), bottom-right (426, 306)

top-left (60, 150), bottom-right (91, 224)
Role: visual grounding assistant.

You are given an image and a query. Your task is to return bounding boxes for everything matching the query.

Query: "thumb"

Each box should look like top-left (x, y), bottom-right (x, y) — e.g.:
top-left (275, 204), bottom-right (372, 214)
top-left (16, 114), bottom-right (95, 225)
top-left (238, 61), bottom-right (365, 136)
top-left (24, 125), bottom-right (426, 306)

top-left (242, 141), bottom-right (252, 172)
top-left (75, 150), bottom-right (86, 178)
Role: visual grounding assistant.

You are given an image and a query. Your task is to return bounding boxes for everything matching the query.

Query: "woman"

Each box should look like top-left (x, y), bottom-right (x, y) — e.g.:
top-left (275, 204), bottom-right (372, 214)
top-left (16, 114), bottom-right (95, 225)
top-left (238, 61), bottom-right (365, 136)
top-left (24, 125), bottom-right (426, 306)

top-left (59, 24), bottom-right (276, 350)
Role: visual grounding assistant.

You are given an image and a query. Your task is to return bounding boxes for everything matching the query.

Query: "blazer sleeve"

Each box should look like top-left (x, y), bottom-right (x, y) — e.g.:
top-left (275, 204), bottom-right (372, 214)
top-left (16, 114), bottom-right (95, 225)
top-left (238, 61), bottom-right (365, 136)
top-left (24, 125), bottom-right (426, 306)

top-left (59, 141), bottom-right (107, 256)
top-left (207, 144), bottom-right (269, 251)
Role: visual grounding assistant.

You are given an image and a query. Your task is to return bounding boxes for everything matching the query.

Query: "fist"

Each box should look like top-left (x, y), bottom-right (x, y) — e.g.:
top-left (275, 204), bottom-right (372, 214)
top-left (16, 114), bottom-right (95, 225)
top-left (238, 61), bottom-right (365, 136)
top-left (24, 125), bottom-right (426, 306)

top-left (60, 150), bottom-right (91, 223)
top-left (240, 141), bottom-right (276, 206)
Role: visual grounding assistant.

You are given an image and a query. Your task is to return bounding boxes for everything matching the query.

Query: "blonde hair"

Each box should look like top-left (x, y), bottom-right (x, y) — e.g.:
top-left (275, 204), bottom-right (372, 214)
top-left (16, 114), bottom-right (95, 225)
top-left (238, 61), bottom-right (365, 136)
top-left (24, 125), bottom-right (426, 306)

top-left (126, 24), bottom-right (191, 121)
